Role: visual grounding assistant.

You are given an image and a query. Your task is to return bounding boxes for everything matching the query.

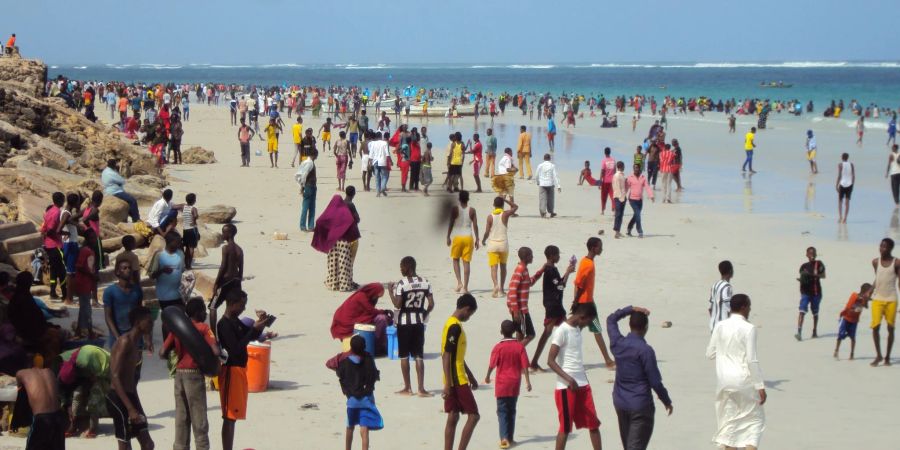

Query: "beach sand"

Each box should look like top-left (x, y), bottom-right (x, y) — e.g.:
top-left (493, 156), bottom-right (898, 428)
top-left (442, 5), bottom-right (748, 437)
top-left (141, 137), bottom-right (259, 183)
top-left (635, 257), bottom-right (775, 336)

top-left (16, 103), bottom-right (899, 450)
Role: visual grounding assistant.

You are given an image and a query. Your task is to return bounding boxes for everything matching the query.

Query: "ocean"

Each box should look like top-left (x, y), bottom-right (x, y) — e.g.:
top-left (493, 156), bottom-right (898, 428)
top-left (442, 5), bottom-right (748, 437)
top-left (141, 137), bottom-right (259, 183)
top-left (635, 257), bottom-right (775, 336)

top-left (48, 62), bottom-right (900, 110)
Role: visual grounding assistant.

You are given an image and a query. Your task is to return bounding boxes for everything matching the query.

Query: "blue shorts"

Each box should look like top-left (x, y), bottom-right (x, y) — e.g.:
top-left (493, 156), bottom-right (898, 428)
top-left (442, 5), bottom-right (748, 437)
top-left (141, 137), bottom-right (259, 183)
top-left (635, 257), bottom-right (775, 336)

top-left (62, 242), bottom-right (79, 274)
top-left (837, 318), bottom-right (857, 341)
top-left (799, 294), bottom-right (821, 315)
top-left (346, 395), bottom-right (383, 430)
top-left (349, 132), bottom-right (359, 144)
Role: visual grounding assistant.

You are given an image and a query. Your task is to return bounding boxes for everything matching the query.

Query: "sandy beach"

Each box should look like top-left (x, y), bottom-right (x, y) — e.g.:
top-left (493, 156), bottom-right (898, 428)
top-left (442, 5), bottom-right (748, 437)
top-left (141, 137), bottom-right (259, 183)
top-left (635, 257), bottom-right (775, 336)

top-left (7, 99), bottom-right (900, 450)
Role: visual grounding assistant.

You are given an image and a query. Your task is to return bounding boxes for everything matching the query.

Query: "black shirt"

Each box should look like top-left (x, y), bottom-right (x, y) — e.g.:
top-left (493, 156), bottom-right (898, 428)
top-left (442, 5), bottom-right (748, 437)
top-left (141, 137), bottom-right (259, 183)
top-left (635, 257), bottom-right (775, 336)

top-left (216, 316), bottom-right (260, 367)
top-left (799, 260), bottom-right (825, 296)
top-left (542, 266), bottom-right (567, 319)
top-left (337, 355), bottom-right (379, 399)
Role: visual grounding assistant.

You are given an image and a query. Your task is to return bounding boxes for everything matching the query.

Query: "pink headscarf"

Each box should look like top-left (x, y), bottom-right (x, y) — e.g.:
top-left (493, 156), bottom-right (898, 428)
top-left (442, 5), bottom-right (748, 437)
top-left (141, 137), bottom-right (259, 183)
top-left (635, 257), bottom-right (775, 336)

top-left (312, 195), bottom-right (360, 253)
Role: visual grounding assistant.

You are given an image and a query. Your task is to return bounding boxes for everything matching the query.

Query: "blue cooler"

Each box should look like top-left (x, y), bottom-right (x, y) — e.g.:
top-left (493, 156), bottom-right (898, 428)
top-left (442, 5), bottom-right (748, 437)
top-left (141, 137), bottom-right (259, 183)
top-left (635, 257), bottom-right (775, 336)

top-left (386, 326), bottom-right (398, 360)
top-left (354, 324), bottom-right (376, 356)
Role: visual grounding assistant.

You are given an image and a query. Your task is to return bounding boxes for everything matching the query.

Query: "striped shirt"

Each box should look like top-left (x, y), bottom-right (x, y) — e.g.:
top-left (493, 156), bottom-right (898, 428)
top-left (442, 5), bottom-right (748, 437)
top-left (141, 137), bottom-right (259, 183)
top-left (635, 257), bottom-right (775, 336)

top-left (659, 149), bottom-right (676, 173)
top-left (708, 279), bottom-right (733, 332)
top-left (394, 276), bottom-right (433, 326)
top-left (507, 263), bottom-right (534, 314)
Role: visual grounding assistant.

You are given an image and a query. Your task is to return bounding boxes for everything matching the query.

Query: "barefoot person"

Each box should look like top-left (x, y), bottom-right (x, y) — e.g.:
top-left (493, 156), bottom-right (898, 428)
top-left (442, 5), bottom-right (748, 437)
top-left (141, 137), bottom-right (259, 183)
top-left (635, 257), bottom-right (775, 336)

top-left (530, 245), bottom-right (575, 371)
top-left (836, 152), bottom-right (854, 224)
top-left (573, 237), bottom-right (615, 368)
top-left (607, 305), bottom-right (673, 450)
top-left (742, 127), bottom-right (756, 173)
top-left (107, 306), bottom-right (155, 450)
top-left (547, 302), bottom-right (603, 450)
top-left (211, 224), bottom-right (244, 331)
top-left (796, 247), bottom-right (825, 341)
top-left (484, 320), bottom-right (532, 449)
top-left (709, 261), bottom-right (735, 333)
top-left (388, 256), bottom-right (434, 397)
top-left (483, 196), bottom-right (518, 298)
top-left (442, 294), bottom-right (480, 450)
top-left (805, 130), bottom-right (818, 174)
top-left (447, 191), bottom-right (479, 294)
top-left (834, 283), bottom-right (873, 360)
top-left (507, 247), bottom-right (539, 348)
top-left (870, 238), bottom-right (899, 366)
top-left (17, 367), bottom-right (66, 450)
top-left (707, 294), bottom-right (766, 450)
top-left (338, 335), bottom-right (384, 450)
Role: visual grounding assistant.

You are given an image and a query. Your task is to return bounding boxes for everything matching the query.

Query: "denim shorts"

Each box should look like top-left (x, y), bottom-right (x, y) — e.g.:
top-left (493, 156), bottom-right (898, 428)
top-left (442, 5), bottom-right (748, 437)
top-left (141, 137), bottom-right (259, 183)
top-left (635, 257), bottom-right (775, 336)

top-left (799, 294), bottom-right (822, 314)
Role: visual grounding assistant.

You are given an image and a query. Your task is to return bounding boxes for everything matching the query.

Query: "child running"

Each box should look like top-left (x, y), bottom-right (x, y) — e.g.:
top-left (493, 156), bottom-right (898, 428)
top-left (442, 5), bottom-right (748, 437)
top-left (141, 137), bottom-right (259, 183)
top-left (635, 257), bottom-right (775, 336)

top-left (442, 294), bottom-right (480, 450)
top-left (338, 335), bottom-right (384, 450)
top-left (548, 302), bottom-right (603, 450)
top-left (834, 283), bottom-right (873, 360)
top-left (388, 256), bottom-right (434, 397)
top-left (531, 245), bottom-right (576, 371)
top-left (484, 320), bottom-right (532, 449)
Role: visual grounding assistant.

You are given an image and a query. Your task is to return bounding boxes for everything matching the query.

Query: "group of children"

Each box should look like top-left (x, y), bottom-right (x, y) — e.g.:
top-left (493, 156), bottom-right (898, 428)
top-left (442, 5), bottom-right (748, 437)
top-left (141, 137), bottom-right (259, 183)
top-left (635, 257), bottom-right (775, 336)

top-left (336, 237), bottom-right (614, 450)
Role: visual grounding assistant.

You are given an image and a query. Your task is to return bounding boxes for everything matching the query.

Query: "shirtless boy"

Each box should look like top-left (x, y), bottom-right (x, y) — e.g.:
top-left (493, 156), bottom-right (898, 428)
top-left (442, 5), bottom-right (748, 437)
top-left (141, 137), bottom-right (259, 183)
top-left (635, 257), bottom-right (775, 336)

top-left (17, 367), bottom-right (66, 450)
top-left (107, 306), bottom-right (155, 450)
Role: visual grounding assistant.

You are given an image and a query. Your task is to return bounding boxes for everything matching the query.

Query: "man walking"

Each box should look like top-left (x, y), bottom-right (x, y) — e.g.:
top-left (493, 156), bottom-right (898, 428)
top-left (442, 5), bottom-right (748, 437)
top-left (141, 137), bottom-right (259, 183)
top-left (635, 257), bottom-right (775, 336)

top-left (599, 148), bottom-right (616, 215)
top-left (516, 126), bottom-right (532, 180)
top-left (709, 261), bottom-right (734, 333)
top-left (742, 127), bottom-right (757, 173)
top-left (447, 191), bottom-right (479, 294)
top-left (870, 238), bottom-right (899, 366)
top-left (836, 152), bottom-right (854, 224)
top-left (611, 162), bottom-right (627, 238)
top-left (484, 128), bottom-right (498, 178)
top-left (608, 305), bottom-right (673, 450)
top-left (295, 150), bottom-right (318, 232)
top-left (706, 294), bottom-right (766, 450)
top-left (534, 153), bottom-right (561, 218)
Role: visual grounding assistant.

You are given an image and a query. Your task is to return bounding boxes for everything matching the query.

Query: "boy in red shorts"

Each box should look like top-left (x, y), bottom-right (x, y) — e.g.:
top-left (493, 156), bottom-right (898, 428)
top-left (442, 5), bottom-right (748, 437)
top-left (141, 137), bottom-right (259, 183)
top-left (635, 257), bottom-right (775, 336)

top-left (442, 294), bottom-right (479, 450)
top-left (834, 283), bottom-right (873, 360)
top-left (548, 302), bottom-right (603, 450)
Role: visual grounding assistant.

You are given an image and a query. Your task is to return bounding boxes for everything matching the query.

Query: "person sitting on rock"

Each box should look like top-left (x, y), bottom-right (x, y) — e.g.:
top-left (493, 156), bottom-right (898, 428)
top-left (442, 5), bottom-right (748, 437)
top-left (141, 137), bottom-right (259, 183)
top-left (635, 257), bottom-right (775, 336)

top-left (101, 159), bottom-right (140, 222)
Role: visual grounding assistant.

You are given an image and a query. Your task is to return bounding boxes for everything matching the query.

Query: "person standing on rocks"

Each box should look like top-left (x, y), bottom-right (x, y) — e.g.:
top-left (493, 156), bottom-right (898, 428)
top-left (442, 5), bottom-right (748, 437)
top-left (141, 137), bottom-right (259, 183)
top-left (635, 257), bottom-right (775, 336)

top-left (101, 159), bottom-right (140, 222)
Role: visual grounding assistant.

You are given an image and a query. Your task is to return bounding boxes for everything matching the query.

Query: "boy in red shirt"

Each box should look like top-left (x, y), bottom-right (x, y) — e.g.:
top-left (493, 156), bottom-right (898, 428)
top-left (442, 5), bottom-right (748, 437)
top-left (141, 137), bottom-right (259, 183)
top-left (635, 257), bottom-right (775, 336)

top-left (507, 247), bottom-right (540, 347)
top-left (160, 298), bottom-right (220, 450)
top-left (72, 228), bottom-right (98, 338)
top-left (484, 320), bottom-right (532, 449)
top-left (834, 283), bottom-right (873, 360)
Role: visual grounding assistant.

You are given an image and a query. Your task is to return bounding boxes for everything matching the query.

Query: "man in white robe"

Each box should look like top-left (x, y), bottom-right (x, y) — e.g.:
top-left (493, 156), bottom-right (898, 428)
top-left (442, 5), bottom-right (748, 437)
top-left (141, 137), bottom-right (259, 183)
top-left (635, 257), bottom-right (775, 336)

top-left (706, 294), bottom-right (766, 449)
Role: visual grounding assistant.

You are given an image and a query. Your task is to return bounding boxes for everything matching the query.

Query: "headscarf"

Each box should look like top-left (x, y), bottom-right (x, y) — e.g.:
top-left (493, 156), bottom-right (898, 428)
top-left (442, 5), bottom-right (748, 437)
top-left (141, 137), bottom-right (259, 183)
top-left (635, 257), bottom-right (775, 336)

top-left (807, 130), bottom-right (814, 138)
top-left (330, 283), bottom-right (385, 339)
top-left (7, 272), bottom-right (47, 342)
top-left (312, 195), bottom-right (361, 253)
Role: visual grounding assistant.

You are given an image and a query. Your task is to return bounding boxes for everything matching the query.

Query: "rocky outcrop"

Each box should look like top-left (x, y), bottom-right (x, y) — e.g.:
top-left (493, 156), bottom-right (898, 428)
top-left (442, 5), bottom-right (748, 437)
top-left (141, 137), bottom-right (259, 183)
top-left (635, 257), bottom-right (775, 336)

top-left (0, 57), bottom-right (47, 97)
top-left (199, 205), bottom-right (236, 224)
top-left (182, 146), bottom-right (217, 164)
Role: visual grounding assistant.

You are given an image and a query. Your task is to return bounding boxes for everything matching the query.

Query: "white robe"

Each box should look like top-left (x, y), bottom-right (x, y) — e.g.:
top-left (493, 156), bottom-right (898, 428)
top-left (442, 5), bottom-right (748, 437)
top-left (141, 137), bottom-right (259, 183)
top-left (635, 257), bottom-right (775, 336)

top-left (706, 314), bottom-right (765, 448)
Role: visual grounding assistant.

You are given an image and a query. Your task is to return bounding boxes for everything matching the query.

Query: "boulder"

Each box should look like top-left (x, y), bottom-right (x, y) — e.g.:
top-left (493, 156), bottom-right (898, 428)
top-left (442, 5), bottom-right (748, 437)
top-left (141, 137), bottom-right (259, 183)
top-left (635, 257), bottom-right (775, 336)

top-left (141, 234), bottom-right (166, 269)
top-left (128, 175), bottom-right (168, 190)
top-left (199, 205), bottom-right (236, 224)
top-left (99, 220), bottom-right (125, 240)
top-left (16, 192), bottom-right (47, 225)
top-left (199, 225), bottom-right (223, 249)
top-left (99, 195), bottom-right (130, 224)
top-left (0, 262), bottom-right (17, 277)
top-left (181, 146), bottom-right (217, 164)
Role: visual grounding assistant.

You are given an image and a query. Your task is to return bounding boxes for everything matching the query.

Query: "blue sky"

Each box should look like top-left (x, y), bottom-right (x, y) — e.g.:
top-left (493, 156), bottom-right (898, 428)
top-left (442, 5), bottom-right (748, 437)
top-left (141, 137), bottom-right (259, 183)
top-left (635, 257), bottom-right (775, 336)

top-left (3, 0), bottom-right (896, 64)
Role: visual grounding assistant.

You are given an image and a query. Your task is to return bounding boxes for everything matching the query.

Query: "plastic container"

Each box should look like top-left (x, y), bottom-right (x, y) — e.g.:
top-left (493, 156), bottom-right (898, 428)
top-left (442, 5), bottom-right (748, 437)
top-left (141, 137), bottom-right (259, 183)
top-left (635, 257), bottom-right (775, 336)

top-left (386, 326), bottom-right (398, 360)
top-left (353, 324), bottom-right (376, 356)
top-left (246, 341), bottom-right (271, 393)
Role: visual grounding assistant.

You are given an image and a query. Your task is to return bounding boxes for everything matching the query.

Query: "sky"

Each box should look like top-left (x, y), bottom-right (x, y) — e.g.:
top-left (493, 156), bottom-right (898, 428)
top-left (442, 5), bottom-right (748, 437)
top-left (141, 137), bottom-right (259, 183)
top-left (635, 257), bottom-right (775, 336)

top-left (3, 0), bottom-right (897, 65)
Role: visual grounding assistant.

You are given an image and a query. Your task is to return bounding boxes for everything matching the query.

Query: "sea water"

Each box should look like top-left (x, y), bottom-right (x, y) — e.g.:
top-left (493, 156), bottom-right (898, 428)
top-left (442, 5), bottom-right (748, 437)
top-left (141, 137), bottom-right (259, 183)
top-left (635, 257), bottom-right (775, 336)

top-left (50, 62), bottom-right (900, 110)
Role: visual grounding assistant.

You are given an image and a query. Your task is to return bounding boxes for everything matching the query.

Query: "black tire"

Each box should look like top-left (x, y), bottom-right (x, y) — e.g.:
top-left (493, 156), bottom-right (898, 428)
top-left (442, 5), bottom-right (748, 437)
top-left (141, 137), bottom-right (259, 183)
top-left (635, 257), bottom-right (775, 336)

top-left (161, 307), bottom-right (219, 376)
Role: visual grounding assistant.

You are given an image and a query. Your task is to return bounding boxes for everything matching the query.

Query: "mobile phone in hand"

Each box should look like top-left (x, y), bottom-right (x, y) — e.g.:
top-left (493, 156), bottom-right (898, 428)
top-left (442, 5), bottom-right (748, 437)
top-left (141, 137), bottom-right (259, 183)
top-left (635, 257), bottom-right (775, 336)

top-left (569, 255), bottom-right (577, 265)
top-left (264, 315), bottom-right (277, 327)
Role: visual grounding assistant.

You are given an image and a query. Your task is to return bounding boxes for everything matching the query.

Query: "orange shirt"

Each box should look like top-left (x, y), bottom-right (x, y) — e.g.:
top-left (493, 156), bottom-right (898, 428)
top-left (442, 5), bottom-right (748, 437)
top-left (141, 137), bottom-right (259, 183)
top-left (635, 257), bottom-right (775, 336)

top-left (6, 36), bottom-right (15, 48)
top-left (574, 257), bottom-right (595, 303)
top-left (118, 97), bottom-right (128, 112)
top-left (840, 293), bottom-right (865, 323)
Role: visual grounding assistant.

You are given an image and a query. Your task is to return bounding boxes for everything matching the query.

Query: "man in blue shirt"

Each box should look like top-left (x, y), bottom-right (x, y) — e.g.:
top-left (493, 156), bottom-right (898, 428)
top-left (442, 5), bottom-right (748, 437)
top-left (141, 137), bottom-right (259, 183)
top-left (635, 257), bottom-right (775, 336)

top-left (104, 259), bottom-right (145, 349)
top-left (150, 232), bottom-right (186, 342)
top-left (607, 305), bottom-right (672, 450)
top-left (101, 159), bottom-right (140, 222)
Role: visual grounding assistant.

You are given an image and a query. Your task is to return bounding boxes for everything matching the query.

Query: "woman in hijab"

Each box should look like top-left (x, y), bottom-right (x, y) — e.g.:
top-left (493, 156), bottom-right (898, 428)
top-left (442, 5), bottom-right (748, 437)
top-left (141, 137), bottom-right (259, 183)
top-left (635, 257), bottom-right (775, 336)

top-left (313, 188), bottom-right (361, 292)
top-left (330, 283), bottom-right (390, 354)
top-left (8, 272), bottom-right (63, 361)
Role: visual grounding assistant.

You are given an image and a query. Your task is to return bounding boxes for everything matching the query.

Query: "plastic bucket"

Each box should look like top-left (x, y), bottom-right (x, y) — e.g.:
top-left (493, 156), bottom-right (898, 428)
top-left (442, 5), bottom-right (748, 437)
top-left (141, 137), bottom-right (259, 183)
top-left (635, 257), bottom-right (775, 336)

top-left (246, 341), bottom-right (271, 393)
top-left (353, 324), bottom-right (376, 356)
top-left (386, 326), bottom-right (398, 360)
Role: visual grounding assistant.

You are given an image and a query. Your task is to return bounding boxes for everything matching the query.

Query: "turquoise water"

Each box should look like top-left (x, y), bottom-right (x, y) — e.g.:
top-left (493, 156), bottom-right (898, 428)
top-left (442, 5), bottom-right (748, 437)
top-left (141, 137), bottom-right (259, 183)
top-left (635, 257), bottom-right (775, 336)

top-left (49, 62), bottom-right (900, 110)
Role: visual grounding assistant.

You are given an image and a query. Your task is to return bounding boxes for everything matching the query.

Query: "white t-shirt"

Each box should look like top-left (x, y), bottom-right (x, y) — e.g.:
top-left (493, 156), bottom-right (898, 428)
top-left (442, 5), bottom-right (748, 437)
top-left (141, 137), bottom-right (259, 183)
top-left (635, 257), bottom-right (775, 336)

top-left (497, 154), bottom-right (513, 175)
top-left (147, 198), bottom-right (171, 228)
top-left (369, 140), bottom-right (389, 167)
top-left (550, 321), bottom-right (589, 389)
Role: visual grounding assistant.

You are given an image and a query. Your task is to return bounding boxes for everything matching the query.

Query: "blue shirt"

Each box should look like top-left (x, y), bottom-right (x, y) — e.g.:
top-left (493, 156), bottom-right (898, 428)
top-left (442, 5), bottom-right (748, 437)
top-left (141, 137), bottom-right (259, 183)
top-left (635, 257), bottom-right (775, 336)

top-left (101, 167), bottom-right (126, 195)
top-left (548, 118), bottom-right (556, 134)
top-left (155, 250), bottom-right (185, 301)
top-left (103, 283), bottom-right (143, 335)
top-left (607, 306), bottom-right (672, 412)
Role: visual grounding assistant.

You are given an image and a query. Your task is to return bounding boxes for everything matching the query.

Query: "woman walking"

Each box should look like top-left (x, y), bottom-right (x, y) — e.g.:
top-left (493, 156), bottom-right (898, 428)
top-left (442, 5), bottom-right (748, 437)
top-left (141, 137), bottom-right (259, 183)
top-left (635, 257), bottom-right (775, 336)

top-left (313, 188), bottom-right (362, 292)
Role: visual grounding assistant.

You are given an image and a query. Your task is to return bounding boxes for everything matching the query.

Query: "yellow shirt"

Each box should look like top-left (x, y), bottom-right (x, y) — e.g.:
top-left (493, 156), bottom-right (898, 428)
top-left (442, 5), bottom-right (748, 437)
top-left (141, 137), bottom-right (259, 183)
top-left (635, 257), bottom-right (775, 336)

top-left (441, 316), bottom-right (468, 386)
top-left (517, 132), bottom-right (532, 154)
top-left (266, 125), bottom-right (278, 141)
top-left (292, 123), bottom-right (302, 143)
top-left (744, 132), bottom-right (755, 151)
top-left (450, 142), bottom-right (463, 165)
